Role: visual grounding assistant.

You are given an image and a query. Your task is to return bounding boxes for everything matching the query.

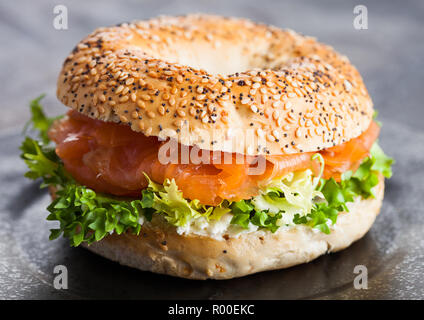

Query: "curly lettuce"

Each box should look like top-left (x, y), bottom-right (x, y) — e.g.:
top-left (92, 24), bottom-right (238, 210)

top-left (21, 96), bottom-right (394, 245)
top-left (230, 141), bottom-right (394, 234)
top-left (23, 94), bottom-right (61, 144)
top-left (252, 170), bottom-right (325, 225)
top-left (141, 175), bottom-right (232, 227)
top-left (20, 134), bottom-right (231, 245)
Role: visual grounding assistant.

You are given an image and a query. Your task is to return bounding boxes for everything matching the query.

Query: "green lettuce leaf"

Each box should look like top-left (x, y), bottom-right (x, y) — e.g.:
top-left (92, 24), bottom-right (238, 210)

top-left (370, 142), bottom-right (394, 178)
top-left (20, 136), bottom-right (70, 187)
top-left (230, 169), bottom-right (326, 233)
top-left (20, 133), bottom-right (232, 245)
top-left (293, 142), bottom-right (393, 233)
top-left (252, 170), bottom-right (324, 219)
top-left (230, 200), bottom-right (253, 229)
top-left (140, 175), bottom-right (217, 227)
top-left (231, 142), bottom-right (394, 234)
top-left (46, 184), bottom-right (144, 246)
top-left (23, 95), bottom-right (61, 145)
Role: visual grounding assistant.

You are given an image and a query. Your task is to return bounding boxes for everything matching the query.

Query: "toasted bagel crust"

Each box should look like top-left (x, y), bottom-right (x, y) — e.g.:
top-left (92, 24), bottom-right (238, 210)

top-left (57, 14), bottom-right (373, 155)
top-left (76, 176), bottom-right (384, 280)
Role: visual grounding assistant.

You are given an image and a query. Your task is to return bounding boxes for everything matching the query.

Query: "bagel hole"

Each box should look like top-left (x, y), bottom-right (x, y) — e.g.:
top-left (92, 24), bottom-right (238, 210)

top-left (154, 42), bottom-right (283, 76)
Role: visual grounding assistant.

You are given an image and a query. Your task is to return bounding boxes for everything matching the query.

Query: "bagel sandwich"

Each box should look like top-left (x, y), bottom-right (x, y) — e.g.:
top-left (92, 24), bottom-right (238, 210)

top-left (21, 14), bottom-right (393, 280)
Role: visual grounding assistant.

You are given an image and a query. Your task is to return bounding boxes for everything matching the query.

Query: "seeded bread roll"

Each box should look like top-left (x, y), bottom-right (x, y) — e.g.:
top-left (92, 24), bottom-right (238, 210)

top-left (57, 14), bottom-right (373, 156)
top-left (72, 176), bottom-right (384, 280)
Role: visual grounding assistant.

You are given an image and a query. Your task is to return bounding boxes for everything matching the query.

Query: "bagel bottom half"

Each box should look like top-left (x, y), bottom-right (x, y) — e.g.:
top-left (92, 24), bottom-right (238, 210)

top-left (52, 175), bottom-right (384, 280)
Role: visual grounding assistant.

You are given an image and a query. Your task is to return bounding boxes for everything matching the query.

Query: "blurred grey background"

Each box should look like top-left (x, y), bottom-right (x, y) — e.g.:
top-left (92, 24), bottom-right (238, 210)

top-left (0, 0), bottom-right (423, 134)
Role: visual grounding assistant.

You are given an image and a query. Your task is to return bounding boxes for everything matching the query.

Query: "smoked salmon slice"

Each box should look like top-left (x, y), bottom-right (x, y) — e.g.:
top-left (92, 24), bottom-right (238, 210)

top-left (49, 111), bottom-right (380, 205)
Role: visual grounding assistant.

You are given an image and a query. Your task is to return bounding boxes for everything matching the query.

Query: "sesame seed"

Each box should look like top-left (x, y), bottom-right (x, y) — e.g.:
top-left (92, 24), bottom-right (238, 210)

top-left (147, 111), bottom-right (155, 119)
top-left (177, 109), bottom-right (186, 117)
top-left (145, 127), bottom-right (152, 136)
top-left (137, 100), bottom-right (145, 109)
top-left (272, 101), bottom-right (282, 108)
top-left (241, 98), bottom-right (251, 105)
top-left (116, 85), bottom-right (124, 94)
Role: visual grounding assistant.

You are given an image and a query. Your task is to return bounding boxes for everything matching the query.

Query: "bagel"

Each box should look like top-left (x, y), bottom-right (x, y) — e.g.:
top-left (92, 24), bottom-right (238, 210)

top-left (57, 14), bottom-right (373, 155)
top-left (19, 14), bottom-right (393, 280)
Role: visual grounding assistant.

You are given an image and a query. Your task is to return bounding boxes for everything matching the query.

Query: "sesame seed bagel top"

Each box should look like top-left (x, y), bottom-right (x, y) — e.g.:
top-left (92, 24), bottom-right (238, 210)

top-left (57, 14), bottom-right (373, 155)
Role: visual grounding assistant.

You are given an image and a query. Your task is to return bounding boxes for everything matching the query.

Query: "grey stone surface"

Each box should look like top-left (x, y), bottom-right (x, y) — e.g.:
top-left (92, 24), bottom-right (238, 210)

top-left (0, 0), bottom-right (423, 299)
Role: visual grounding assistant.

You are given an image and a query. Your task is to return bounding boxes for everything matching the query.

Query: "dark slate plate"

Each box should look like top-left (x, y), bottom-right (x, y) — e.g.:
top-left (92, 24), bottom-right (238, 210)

top-left (1, 118), bottom-right (423, 299)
